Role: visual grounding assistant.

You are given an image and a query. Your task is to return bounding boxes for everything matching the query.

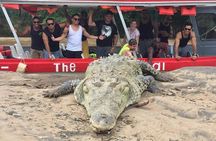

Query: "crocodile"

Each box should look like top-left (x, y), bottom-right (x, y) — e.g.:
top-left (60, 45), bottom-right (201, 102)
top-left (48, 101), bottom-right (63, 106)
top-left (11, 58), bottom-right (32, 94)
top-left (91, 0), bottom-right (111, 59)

top-left (44, 55), bottom-right (172, 133)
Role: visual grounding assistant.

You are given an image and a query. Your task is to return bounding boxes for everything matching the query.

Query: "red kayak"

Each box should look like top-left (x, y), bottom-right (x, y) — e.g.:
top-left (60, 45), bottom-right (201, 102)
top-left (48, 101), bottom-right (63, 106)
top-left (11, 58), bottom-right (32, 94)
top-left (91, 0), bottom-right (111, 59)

top-left (0, 57), bottom-right (216, 73)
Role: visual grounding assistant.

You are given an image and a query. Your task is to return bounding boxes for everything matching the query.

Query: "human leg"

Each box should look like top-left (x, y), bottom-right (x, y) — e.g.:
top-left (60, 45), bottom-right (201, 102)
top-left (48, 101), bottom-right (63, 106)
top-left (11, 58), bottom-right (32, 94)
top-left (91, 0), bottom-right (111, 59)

top-left (139, 40), bottom-right (148, 57)
top-left (179, 46), bottom-right (190, 57)
top-left (96, 46), bottom-right (111, 58)
top-left (52, 50), bottom-right (64, 58)
top-left (31, 49), bottom-right (43, 58)
top-left (147, 47), bottom-right (154, 65)
top-left (43, 50), bottom-right (49, 58)
top-left (82, 40), bottom-right (89, 58)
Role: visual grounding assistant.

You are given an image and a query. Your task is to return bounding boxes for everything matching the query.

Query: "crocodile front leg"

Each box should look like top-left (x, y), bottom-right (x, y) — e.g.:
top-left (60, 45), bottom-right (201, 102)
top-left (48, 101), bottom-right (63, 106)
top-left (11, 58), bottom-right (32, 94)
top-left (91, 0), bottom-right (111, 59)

top-left (43, 79), bottom-right (81, 98)
top-left (137, 75), bottom-right (156, 92)
top-left (137, 60), bottom-right (173, 82)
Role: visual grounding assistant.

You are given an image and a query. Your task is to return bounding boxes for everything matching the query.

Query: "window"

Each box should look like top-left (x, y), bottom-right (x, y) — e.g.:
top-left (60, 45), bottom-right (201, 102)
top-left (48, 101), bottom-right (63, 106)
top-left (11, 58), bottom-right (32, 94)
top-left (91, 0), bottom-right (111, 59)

top-left (196, 13), bottom-right (216, 40)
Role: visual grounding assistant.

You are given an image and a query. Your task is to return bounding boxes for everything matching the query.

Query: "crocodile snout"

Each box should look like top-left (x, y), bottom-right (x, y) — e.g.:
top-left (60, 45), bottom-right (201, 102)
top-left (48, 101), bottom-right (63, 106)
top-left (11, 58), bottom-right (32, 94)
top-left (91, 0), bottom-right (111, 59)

top-left (90, 113), bottom-right (116, 133)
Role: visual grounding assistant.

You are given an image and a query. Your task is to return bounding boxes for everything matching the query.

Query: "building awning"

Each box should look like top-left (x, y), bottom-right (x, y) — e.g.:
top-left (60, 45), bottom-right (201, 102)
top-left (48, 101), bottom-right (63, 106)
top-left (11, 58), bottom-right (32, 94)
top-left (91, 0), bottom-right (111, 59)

top-left (3, 4), bottom-right (59, 14)
top-left (181, 6), bottom-right (196, 16)
top-left (100, 6), bottom-right (144, 13)
top-left (158, 6), bottom-right (175, 15)
top-left (1, 0), bottom-right (216, 7)
top-left (3, 4), bottom-right (198, 16)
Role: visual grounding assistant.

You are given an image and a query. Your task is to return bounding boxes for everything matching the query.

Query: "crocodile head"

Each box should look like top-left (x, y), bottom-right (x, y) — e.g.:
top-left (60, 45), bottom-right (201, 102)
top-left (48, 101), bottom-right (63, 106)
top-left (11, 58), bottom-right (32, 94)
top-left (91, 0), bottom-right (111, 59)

top-left (74, 76), bottom-right (133, 133)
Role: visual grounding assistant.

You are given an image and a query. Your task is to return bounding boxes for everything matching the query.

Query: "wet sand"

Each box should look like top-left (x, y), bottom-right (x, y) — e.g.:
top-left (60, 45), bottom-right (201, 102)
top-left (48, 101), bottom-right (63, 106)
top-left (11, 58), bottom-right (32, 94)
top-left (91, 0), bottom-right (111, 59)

top-left (0, 67), bottom-right (216, 141)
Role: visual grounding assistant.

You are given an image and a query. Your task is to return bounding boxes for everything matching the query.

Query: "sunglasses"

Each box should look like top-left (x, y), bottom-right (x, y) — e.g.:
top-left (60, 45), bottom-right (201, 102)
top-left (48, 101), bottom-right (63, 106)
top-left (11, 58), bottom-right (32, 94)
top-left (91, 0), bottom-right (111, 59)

top-left (47, 23), bottom-right (54, 26)
top-left (184, 28), bottom-right (191, 31)
top-left (73, 18), bottom-right (80, 21)
top-left (33, 21), bottom-right (40, 23)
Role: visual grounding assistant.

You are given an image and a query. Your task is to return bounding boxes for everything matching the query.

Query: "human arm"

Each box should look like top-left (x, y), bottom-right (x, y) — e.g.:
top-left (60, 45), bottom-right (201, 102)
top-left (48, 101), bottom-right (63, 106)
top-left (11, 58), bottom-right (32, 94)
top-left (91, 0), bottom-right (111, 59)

top-left (110, 35), bottom-right (118, 53)
top-left (83, 28), bottom-right (104, 40)
top-left (18, 26), bottom-right (31, 36)
top-left (153, 21), bottom-right (159, 41)
top-left (59, 22), bottom-right (68, 29)
top-left (82, 27), bottom-right (97, 39)
top-left (160, 25), bottom-right (173, 38)
top-left (110, 24), bottom-right (118, 53)
top-left (169, 26), bottom-right (174, 38)
top-left (42, 32), bottom-right (52, 58)
top-left (62, 5), bottom-right (71, 25)
top-left (88, 9), bottom-right (96, 27)
top-left (191, 32), bottom-right (197, 55)
top-left (190, 32), bottom-right (198, 60)
top-left (51, 27), bottom-right (68, 41)
top-left (124, 51), bottom-right (133, 57)
top-left (122, 36), bottom-right (127, 46)
top-left (174, 32), bottom-right (181, 59)
top-left (135, 29), bottom-right (140, 52)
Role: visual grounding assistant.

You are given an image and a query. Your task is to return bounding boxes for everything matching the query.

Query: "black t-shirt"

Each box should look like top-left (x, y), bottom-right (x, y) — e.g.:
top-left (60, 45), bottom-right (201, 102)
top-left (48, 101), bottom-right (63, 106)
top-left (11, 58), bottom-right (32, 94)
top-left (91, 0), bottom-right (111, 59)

top-left (30, 25), bottom-right (45, 50)
top-left (95, 20), bottom-right (117, 47)
top-left (179, 32), bottom-right (191, 48)
top-left (158, 23), bottom-right (171, 43)
top-left (139, 21), bottom-right (154, 40)
top-left (43, 24), bottom-right (62, 52)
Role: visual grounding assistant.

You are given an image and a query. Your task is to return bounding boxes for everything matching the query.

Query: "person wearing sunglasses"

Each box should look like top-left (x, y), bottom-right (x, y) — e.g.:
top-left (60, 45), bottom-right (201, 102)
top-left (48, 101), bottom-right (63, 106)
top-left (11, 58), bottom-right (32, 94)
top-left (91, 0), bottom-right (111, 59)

top-left (51, 13), bottom-right (104, 58)
top-left (42, 18), bottom-right (63, 59)
top-left (174, 22), bottom-right (198, 60)
top-left (17, 16), bottom-right (45, 58)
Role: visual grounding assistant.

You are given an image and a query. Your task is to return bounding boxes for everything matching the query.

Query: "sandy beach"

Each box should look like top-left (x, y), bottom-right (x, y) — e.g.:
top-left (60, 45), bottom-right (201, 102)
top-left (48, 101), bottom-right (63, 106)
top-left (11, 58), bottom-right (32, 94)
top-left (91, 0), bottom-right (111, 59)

top-left (0, 67), bottom-right (216, 141)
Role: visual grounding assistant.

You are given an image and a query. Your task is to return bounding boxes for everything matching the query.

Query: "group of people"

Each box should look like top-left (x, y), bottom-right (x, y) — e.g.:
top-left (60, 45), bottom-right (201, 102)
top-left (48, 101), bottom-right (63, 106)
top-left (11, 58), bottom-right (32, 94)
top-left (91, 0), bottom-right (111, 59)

top-left (18, 9), bottom-right (198, 64)
top-left (119, 12), bottom-right (198, 64)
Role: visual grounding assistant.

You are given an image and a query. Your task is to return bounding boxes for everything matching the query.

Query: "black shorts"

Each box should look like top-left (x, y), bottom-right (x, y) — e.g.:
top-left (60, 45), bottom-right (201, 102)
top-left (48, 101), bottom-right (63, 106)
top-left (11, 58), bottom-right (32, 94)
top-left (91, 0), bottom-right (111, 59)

top-left (63, 50), bottom-right (82, 58)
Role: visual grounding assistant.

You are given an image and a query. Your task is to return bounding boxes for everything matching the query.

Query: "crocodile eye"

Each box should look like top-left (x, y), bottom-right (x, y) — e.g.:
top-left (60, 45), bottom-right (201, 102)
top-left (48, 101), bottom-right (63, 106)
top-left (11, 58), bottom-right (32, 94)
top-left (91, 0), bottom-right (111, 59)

top-left (83, 85), bottom-right (89, 94)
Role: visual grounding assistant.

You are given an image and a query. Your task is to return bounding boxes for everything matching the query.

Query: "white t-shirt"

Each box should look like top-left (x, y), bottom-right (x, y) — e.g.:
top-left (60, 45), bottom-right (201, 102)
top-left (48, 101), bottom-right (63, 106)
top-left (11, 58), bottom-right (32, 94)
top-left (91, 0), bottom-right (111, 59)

top-left (66, 25), bottom-right (82, 51)
top-left (128, 28), bottom-right (140, 40)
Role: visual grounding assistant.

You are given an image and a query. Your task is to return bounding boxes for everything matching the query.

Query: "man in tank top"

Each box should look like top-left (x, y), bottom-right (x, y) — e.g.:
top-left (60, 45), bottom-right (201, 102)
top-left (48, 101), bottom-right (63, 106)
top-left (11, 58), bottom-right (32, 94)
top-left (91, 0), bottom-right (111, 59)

top-left (51, 13), bottom-right (104, 58)
top-left (174, 22), bottom-right (198, 60)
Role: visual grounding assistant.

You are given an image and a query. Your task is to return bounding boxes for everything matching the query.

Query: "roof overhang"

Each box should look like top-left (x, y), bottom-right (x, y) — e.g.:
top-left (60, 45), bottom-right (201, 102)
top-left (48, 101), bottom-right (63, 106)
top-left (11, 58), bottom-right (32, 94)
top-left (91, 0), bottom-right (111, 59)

top-left (1, 0), bottom-right (216, 7)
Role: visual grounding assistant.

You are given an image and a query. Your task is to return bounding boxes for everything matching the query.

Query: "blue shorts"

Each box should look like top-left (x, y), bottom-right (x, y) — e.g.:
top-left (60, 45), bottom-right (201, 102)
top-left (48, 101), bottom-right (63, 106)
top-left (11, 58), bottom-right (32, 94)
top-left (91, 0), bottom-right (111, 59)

top-left (43, 50), bottom-right (63, 58)
top-left (96, 46), bottom-right (112, 58)
top-left (179, 45), bottom-right (192, 57)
